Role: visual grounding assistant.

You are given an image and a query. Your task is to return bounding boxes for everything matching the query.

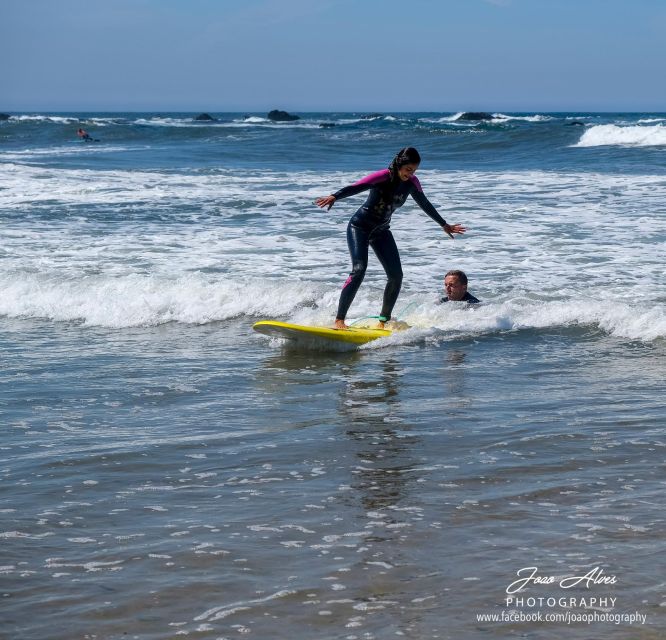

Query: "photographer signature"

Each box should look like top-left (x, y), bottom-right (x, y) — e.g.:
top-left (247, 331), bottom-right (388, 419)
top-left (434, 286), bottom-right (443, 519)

top-left (506, 566), bottom-right (617, 594)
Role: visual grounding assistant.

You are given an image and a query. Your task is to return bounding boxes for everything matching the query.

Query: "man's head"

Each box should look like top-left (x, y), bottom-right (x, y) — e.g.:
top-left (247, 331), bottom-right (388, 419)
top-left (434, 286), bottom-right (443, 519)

top-left (444, 270), bottom-right (469, 301)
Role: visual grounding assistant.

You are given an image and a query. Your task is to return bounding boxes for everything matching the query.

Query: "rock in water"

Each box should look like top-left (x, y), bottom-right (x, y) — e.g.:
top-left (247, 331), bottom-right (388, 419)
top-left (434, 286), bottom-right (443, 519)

top-left (456, 112), bottom-right (494, 121)
top-left (267, 109), bottom-right (300, 121)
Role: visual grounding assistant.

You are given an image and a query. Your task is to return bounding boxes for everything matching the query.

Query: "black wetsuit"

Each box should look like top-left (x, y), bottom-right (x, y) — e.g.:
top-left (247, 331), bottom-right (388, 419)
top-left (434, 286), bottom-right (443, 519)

top-left (333, 169), bottom-right (448, 321)
top-left (439, 291), bottom-right (480, 304)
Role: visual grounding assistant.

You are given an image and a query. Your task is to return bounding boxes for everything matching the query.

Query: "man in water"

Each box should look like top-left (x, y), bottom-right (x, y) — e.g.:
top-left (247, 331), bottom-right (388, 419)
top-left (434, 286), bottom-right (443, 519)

top-left (77, 128), bottom-right (92, 141)
top-left (440, 270), bottom-right (480, 304)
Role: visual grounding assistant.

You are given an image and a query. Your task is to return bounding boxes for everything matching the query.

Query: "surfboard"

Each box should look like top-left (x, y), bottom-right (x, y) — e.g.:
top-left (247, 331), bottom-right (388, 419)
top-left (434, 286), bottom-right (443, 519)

top-left (253, 320), bottom-right (392, 346)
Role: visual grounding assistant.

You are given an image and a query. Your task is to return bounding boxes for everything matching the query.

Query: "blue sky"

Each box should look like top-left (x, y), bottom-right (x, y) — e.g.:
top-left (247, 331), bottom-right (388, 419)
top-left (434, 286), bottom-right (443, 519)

top-left (2, 0), bottom-right (665, 111)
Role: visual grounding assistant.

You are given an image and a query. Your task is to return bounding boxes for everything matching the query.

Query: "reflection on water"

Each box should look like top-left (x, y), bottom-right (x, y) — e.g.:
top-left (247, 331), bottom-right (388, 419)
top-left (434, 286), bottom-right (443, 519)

top-left (442, 349), bottom-right (468, 399)
top-left (340, 359), bottom-right (419, 512)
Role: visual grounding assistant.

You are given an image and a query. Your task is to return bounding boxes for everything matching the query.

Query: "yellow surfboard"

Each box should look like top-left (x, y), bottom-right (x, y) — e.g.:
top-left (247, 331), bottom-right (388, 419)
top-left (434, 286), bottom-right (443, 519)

top-left (253, 320), bottom-right (392, 346)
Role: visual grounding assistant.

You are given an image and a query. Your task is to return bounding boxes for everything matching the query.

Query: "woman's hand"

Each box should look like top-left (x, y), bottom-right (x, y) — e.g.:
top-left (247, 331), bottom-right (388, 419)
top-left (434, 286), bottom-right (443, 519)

top-left (443, 223), bottom-right (466, 239)
top-left (315, 195), bottom-right (336, 210)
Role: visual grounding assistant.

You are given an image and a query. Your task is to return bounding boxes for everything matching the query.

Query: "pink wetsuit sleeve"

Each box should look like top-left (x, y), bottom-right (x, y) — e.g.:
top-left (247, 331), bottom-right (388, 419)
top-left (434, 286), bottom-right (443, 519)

top-left (333, 169), bottom-right (390, 200)
top-left (352, 169), bottom-right (391, 187)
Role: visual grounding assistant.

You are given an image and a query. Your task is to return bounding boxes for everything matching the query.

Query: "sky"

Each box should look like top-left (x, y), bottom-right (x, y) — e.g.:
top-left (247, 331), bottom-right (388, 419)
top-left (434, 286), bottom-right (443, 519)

top-left (2, 0), bottom-right (665, 112)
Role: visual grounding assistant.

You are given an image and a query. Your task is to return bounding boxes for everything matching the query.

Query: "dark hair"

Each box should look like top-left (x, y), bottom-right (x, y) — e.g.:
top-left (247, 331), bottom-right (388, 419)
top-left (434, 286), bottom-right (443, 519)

top-left (445, 269), bottom-right (468, 286)
top-left (388, 147), bottom-right (421, 181)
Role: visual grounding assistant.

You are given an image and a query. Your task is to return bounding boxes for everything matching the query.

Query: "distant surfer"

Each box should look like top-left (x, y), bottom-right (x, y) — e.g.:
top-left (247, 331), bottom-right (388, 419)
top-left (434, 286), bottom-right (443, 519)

top-left (439, 270), bottom-right (479, 304)
top-left (77, 128), bottom-right (93, 142)
top-left (315, 147), bottom-right (466, 329)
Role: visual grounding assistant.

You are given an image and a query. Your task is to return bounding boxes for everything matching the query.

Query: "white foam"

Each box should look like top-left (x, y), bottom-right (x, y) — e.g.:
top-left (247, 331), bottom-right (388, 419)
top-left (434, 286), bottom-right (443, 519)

top-left (335, 117), bottom-right (367, 124)
top-left (8, 115), bottom-right (81, 124)
top-left (194, 589), bottom-right (295, 622)
top-left (419, 113), bottom-right (552, 125)
top-left (0, 166), bottom-right (664, 340)
top-left (238, 116), bottom-right (269, 124)
top-left (420, 112), bottom-right (465, 124)
top-left (0, 269), bottom-right (662, 340)
top-left (0, 530), bottom-right (54, 539)
top-left (575, 124), bottom-right (666, 147)
top-left (134, 117), bottom-right (202, 127)
top-left (223, 120), bottom-right (322, 129)
top-left (0, 145), bottom-right (142, 161)
top-left (492, 113), bottom-right (553, 122)
top-left (0, 272), bottom-right (320, 328)
top-left (416, 300), bottom-right (666, 342)
top-left (0, 163), bottom-right (292, 206)
top-left (84, 117), bottom-right (126, 126)
top-left (132, 116), bottom-right (321, 129)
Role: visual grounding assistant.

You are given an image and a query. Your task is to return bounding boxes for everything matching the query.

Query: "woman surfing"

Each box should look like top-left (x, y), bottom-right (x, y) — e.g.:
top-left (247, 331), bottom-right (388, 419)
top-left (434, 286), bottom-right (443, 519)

top-left (315, 147), bottom-right (466, 329)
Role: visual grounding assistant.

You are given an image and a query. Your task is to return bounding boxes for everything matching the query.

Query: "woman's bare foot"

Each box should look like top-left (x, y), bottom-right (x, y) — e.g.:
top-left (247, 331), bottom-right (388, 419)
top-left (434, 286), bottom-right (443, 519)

top-left (377, 321), bottom-right (385, 330)
top-left (334, 319), bottom-right (349, 330)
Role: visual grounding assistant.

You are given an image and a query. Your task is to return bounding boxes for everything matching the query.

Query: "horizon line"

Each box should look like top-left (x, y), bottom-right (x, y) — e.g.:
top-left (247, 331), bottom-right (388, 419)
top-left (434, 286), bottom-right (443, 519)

top-left (3, 109), bottom-right (665, 114)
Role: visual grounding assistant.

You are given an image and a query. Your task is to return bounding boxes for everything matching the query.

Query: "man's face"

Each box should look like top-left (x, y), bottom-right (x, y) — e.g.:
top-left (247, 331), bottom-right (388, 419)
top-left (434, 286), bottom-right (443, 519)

top-left (444, 275), bottom-right (467, 301)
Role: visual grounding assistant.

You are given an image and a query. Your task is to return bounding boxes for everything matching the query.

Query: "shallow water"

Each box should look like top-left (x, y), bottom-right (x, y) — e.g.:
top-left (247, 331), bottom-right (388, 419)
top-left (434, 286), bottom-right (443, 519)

top-left (2, 319), bottom-right (664, 639)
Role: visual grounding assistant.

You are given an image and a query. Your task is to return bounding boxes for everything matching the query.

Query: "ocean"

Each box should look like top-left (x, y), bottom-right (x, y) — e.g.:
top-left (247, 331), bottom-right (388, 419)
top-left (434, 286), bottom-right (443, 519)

top-left (0, 111), bottom-right (664, 639)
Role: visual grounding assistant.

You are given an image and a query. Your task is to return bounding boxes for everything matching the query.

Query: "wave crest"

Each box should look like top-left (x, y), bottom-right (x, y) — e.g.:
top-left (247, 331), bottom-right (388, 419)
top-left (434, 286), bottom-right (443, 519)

top-left (1, 272), bottom-right (663, 342)
top-left (575, 124), bottom-right (666, 147)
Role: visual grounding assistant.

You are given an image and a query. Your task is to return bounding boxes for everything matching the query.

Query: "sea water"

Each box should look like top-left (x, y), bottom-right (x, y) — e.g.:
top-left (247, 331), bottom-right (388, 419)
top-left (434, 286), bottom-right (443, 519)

top-left (0, 112), bottom-right (664, 639)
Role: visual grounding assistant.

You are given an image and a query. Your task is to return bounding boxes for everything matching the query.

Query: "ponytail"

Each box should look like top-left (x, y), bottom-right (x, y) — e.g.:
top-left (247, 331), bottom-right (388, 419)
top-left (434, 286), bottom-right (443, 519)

top-left (388, 147), bottom-right (421, 181)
